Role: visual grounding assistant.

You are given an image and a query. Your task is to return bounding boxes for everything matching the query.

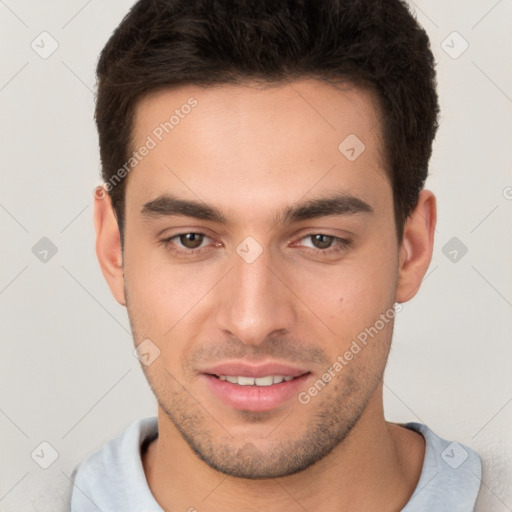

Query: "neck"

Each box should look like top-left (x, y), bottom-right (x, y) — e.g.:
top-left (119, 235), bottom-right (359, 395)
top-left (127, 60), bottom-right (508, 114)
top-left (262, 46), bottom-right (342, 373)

top-left (143, 384), bottom-right (425, 511)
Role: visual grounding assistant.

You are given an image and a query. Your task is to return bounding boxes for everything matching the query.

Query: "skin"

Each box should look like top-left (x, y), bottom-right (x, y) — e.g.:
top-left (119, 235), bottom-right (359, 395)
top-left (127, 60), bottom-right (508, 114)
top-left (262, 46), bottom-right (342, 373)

top-left (94, 78), bottom-right (436, 511)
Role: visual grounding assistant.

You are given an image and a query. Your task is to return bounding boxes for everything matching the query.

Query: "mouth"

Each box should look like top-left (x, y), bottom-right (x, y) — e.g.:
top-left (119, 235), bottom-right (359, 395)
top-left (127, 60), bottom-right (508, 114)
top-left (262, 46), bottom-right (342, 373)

top-left (216, 374), bottom-right (296, 385)
top-left (200, 362), bottom-right (312, 412)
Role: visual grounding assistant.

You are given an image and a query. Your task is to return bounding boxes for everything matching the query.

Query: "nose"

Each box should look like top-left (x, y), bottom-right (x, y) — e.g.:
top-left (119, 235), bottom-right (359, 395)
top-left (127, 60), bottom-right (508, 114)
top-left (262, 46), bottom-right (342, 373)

top-left (214, 243), bottom-right (297, 346)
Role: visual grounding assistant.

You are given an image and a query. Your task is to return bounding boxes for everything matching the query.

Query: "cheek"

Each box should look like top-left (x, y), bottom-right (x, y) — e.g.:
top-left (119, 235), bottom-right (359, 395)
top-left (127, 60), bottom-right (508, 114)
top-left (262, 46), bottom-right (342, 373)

top-left (123, 245), bottom-right (222, 362)
top-left (124, 240), bottom-right (201, 314)
top-left (288, 252), bottom-right (398, 333)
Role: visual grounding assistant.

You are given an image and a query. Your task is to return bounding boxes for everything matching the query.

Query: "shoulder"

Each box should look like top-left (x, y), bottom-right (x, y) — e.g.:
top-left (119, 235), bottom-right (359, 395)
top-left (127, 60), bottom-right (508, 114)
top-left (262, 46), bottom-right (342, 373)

top-left (401, 422), bottom-right (482, 512)
top-left (70, 416), bottom-right (161, 512)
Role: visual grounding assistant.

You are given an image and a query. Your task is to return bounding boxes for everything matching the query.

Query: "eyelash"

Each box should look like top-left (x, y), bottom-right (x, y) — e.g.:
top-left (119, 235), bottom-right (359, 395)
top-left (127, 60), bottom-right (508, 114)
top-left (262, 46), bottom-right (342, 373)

top-left (160, 233), bottom-right (352, 258)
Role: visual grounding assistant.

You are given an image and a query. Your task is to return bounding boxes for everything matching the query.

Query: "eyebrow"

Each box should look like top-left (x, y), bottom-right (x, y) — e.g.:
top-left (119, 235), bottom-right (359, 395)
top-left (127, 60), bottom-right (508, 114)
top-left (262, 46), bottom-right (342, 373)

top-left (140, 192), bottom-right (374, 226)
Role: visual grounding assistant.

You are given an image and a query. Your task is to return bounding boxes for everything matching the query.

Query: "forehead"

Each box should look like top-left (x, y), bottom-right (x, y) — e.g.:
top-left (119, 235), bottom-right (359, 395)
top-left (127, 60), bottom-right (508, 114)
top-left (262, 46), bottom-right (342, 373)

top-left (127, 78), bottom-right (390, 222)
top-left (133, 78), bottom-right (383, 150)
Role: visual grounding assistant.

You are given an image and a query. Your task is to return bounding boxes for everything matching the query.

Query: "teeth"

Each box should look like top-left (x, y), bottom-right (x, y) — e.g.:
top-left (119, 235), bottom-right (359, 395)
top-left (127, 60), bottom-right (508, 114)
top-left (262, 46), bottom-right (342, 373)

top-left (255, 376), bottom-right (274, 386)
top-left (218, 375), bottom-right (296, 386)
top-left (238, 376), bottom-right (255, 386)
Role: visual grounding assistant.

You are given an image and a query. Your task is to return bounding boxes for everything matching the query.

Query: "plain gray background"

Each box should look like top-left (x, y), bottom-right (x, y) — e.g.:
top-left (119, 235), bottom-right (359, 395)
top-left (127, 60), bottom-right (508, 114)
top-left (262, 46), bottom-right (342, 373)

top-left (1, 1), bottom-right (511, 510)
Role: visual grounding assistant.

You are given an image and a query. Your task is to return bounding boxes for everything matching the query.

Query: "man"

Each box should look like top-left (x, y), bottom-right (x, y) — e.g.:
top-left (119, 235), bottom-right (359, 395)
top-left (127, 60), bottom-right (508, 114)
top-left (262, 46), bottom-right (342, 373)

top-left (70, 0), bottom-right (482, 510)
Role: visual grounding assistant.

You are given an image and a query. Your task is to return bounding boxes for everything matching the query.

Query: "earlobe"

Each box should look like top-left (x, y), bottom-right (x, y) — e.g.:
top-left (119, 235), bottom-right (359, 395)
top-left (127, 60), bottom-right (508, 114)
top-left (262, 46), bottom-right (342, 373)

top-left (93, 187), bottom-right (126, 306)
top-left (396, 190), bottom-right (437, 303)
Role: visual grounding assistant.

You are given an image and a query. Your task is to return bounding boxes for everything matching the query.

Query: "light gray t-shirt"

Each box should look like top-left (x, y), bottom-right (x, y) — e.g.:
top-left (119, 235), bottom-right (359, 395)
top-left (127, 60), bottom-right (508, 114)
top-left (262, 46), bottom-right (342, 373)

top-left (70, 416), bottom-right (482, 511)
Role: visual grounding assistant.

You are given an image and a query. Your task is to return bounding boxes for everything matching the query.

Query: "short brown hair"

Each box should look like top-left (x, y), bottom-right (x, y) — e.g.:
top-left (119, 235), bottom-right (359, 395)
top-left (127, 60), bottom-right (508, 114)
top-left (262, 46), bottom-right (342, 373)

top-left (95, 0), bottom-right (439, 244)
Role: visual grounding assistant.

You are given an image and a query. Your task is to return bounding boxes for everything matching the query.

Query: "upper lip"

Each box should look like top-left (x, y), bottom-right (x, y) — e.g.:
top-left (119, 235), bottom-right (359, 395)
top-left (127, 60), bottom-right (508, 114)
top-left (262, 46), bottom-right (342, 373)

top-left (201, 361), bottom-right (310, 378)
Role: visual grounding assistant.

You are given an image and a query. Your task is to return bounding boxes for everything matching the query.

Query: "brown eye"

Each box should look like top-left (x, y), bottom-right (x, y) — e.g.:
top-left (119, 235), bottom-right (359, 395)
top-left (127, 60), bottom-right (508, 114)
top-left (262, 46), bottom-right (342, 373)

top-left (160, 232), bottom-right (217, 258)
top-left (178, 233), bottom-right (205, 249)
top-left (293, 234), bottom-right (352, 257)
top-left (310, 234), bottom-right (335, 249)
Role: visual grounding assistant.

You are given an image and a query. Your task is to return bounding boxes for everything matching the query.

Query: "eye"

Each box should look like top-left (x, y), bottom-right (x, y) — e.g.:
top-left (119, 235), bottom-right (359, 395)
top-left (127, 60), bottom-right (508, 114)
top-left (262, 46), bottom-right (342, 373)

top-left (296, 234), bottom-right (352, 255)
top-left (305, 234), bottom-right (335, 250)
top-left (160, 232), bottom-right (352, 259)
top-left (161, 232), bottom-right (213, 257)
top-left (175, 233), bottom-right (207, 249)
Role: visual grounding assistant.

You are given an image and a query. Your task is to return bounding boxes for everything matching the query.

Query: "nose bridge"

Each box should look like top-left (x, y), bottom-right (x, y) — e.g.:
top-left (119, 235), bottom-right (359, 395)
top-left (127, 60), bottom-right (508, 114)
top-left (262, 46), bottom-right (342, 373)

top-left (215, 241), bottom-right (295, 345)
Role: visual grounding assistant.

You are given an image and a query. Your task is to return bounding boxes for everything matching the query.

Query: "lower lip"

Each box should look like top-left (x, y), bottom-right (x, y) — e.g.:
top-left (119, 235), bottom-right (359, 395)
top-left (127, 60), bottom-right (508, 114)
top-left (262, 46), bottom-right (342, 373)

top-left (202, 373), bottom-right (311, 412)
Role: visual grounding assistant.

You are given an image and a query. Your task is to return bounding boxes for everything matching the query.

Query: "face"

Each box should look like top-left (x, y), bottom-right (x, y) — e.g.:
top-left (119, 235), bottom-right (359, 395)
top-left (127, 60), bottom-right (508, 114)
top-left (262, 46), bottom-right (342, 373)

top-left (119, 79), bottom-right (402, 478)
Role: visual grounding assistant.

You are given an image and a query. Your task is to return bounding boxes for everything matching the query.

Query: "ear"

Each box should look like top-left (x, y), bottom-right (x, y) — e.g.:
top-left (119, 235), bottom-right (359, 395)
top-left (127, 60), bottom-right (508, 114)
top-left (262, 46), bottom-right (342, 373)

top-left (396, 189), bottom-right (437, 303)
top-left (93, 186), bottom-right (126, 306)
